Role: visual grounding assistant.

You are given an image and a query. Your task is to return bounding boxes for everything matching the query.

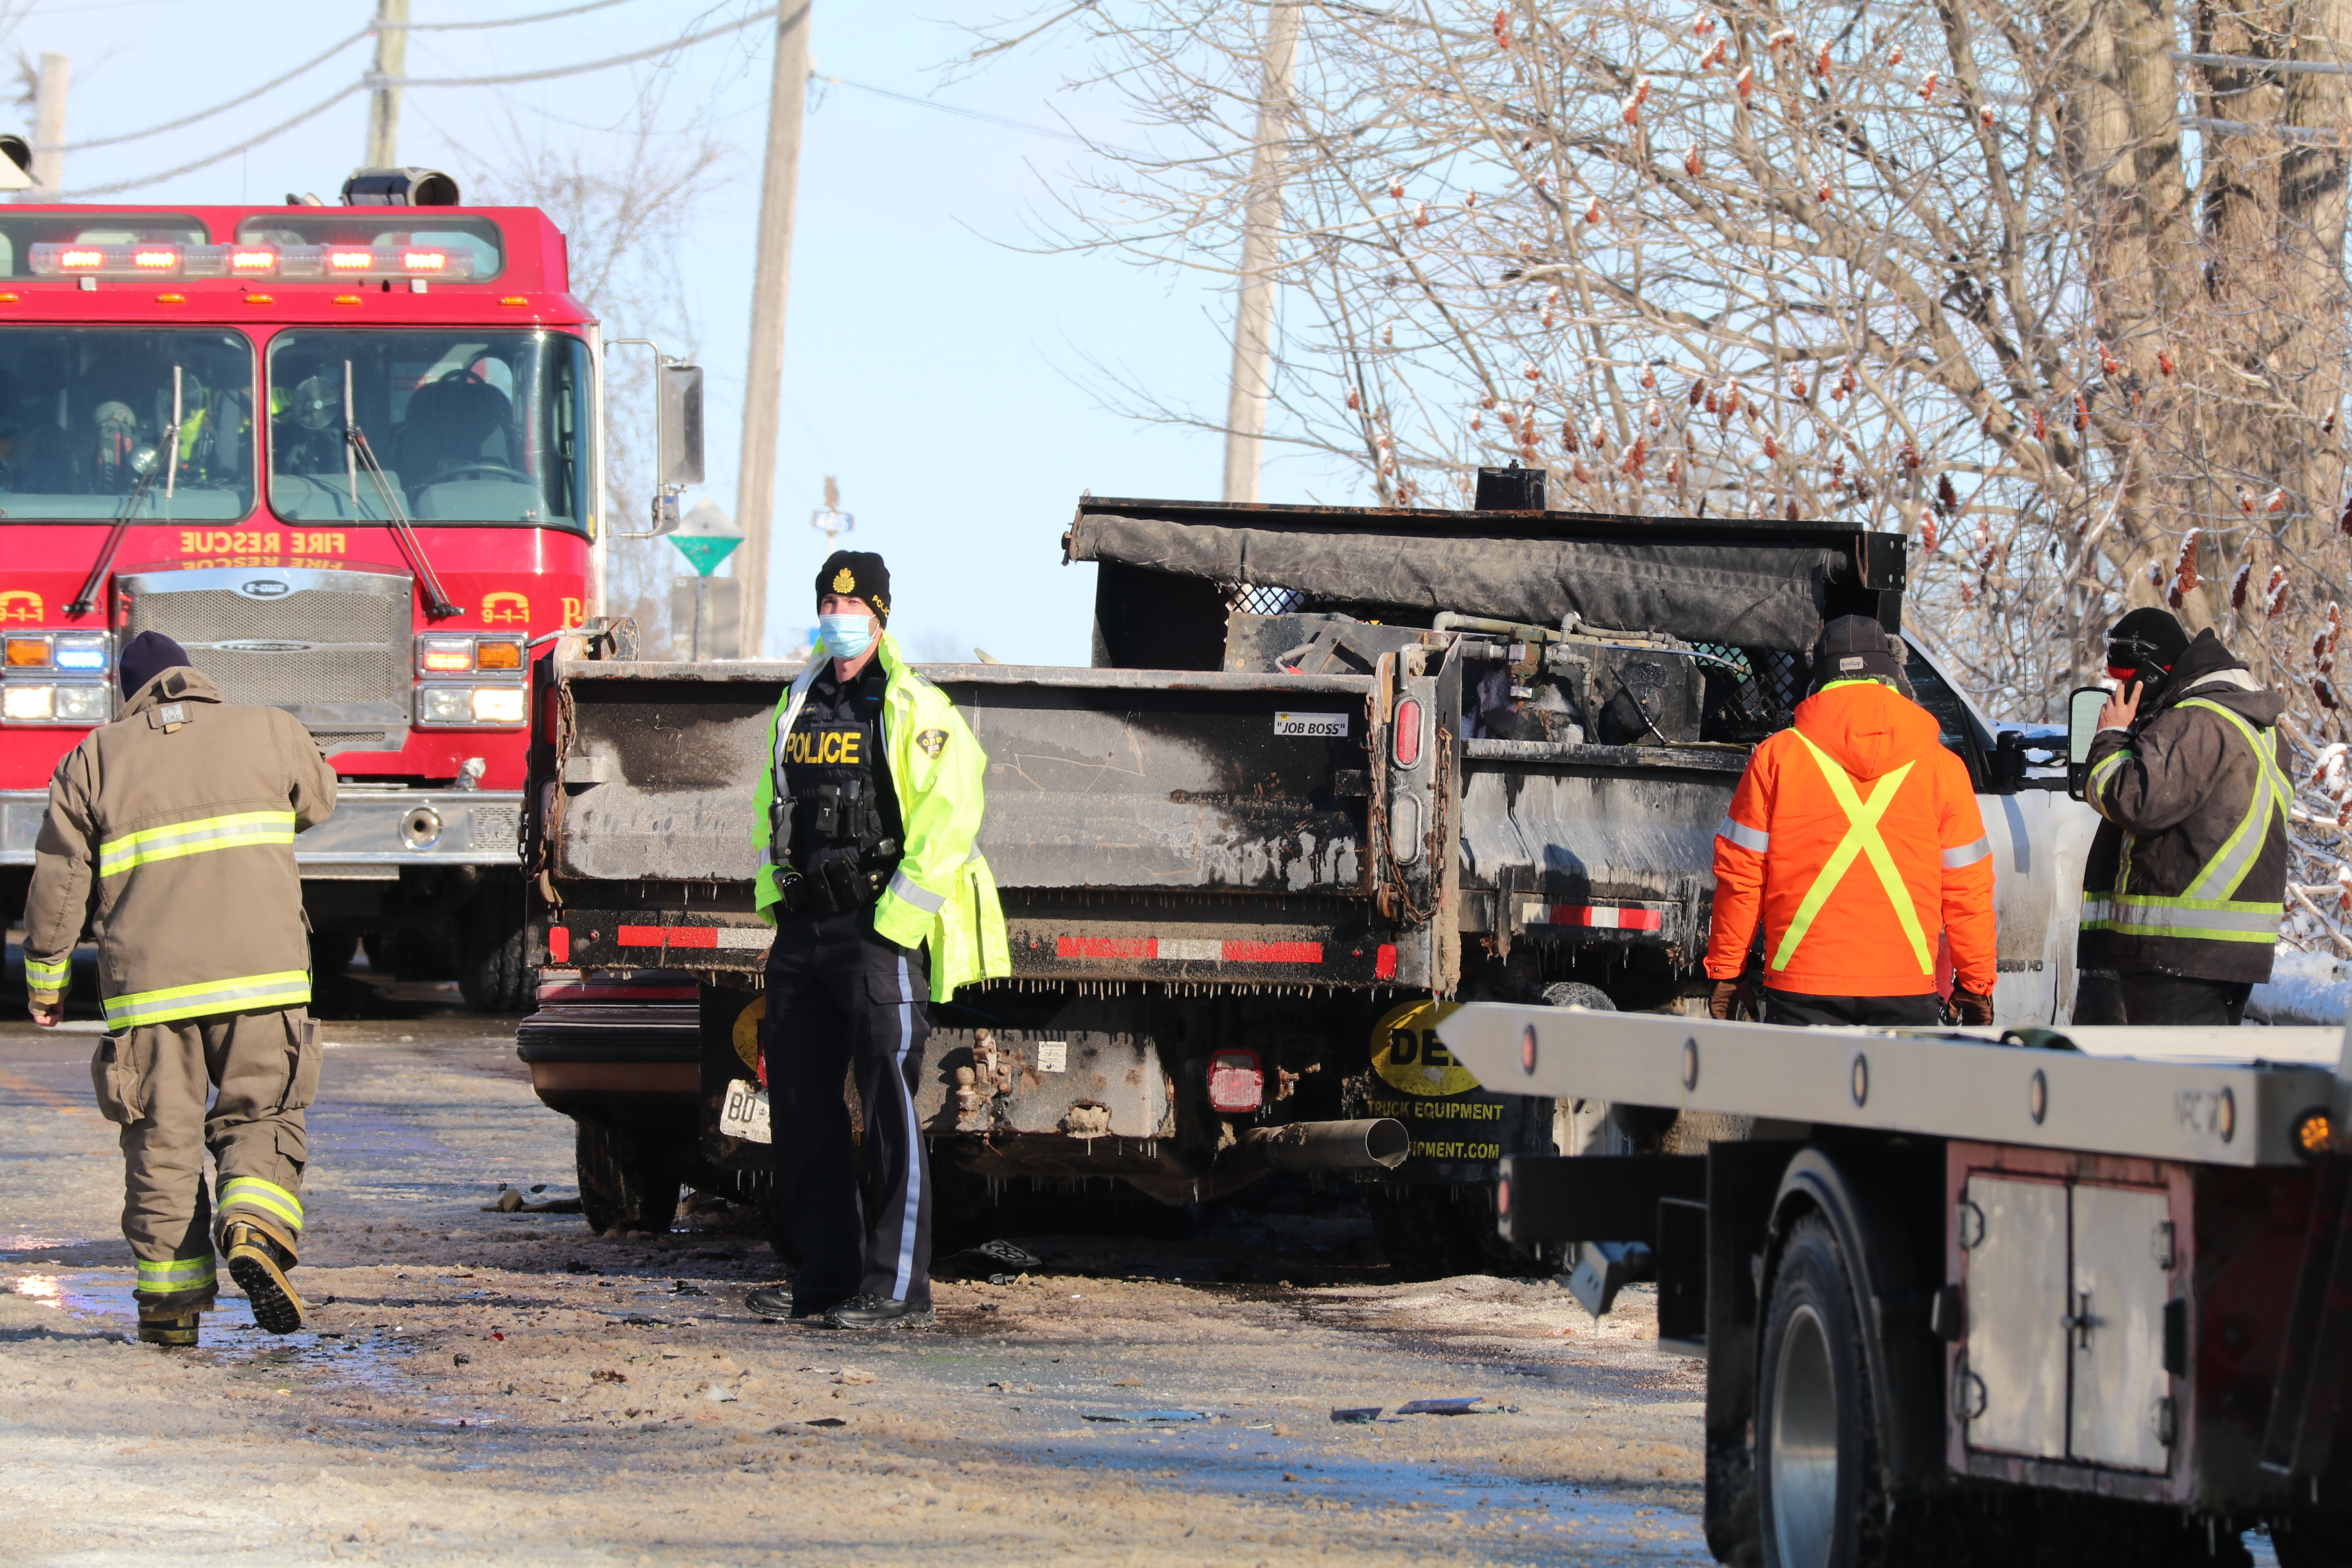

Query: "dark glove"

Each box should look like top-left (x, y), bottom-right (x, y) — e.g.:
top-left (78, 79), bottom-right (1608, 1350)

top-left (1950, 986), bottom-right (1995, 1027)
top-left (1709, 978), bottom-right (1751, 1020)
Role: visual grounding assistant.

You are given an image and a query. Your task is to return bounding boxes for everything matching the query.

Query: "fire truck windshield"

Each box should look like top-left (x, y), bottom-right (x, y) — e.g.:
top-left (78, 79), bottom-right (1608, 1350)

top-left (0, 328), bottom-right (254, 520)
top-left (267, 330), bottom-right (590, 532)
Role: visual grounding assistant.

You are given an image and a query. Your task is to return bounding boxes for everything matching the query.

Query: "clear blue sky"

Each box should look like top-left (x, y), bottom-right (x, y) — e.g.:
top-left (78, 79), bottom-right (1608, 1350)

top-left (15, 0), bottom-right (1327, 663)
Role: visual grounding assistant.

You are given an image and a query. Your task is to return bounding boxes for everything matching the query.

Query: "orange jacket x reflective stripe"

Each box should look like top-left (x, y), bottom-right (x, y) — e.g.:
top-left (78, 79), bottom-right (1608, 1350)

top-left (1706, 680), bottom-right (1997, 997)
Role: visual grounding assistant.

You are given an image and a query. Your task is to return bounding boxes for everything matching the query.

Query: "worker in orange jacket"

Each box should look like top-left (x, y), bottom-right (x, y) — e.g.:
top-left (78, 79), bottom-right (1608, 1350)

top-left (1706, 615), bottom-right (1998, 1027)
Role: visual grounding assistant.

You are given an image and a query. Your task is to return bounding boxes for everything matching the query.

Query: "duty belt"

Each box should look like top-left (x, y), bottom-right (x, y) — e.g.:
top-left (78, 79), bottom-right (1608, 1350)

top-left (776, 842), bottom-right (900, 916)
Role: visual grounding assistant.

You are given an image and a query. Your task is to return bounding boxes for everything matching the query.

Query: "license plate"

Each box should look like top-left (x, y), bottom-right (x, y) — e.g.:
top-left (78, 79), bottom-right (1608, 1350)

top-left (719, 1079), bottom-right (772, 1144)
top-left (1274, 711), bottom-right (1348, 737)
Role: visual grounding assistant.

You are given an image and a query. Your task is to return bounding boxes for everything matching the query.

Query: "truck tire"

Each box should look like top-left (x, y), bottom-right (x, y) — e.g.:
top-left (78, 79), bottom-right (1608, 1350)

top-left (1365, 1182), bottom-right (1534, 1281)
top-left (575, 1119), bottom-right (681, 1236)
top-left (1757, 1214), bottom-right (1886, 1568)
top-left (459, 875), bottom-right (531, 1013)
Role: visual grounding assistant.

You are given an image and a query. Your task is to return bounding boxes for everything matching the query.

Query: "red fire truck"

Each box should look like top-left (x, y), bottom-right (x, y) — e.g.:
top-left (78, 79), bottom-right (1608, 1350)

top-left (0, 167), bottom-right (684, 1011)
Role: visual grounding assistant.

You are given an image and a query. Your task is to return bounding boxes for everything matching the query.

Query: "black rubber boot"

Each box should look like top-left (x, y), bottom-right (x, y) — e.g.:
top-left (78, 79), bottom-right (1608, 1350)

top-left (138, 1313), bottom-right (200, 1348)
top-left (222, 1222), bottom-right (305, 1335)
top-left (824, 1292), bottom-right (934, 1331)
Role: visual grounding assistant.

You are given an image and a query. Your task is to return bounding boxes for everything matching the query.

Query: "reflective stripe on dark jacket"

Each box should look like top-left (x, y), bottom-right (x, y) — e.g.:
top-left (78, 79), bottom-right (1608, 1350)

top-left (22, 666), bottom-right (336, 1026)
top-left (2079, 630), bottom-right (2287, 985)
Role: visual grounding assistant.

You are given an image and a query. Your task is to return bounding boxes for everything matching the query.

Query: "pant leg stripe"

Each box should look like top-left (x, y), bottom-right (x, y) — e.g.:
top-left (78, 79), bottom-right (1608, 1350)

top-left (892, 951), bottom-right (920, 1303)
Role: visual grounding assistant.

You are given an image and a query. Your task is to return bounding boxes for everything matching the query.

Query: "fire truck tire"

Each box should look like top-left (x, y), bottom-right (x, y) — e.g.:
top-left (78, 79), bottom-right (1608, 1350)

top-left (459, 877), bottom-right (531, 1013)
top-left (1757, 1214), bottom-right (1889, 1568)
top-left (2273, 1512), bottom-right (2352, 1567)
top-left (575, 1119), bottom-right (682, 1236)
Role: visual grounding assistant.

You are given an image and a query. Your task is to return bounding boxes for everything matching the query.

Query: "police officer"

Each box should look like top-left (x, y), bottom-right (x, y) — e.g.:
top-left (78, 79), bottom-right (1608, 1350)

top-left (22, 631), bottom-right (335, 1347)
top-left (2080, 608), bottom-right (2288, 1024)
top-left (746, 553), bottom-right (1009, 1330)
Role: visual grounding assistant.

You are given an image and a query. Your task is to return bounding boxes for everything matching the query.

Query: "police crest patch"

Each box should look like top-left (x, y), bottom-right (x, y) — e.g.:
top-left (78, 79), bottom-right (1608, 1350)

top-left (831, 566), bottom-right (857, 594)
top-left (913, 728), bottom-right (948, 759)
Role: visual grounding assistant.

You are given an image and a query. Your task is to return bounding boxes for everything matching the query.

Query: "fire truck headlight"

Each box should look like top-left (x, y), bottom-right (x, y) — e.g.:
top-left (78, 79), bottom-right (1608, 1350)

top-left (472, 687), bottom-right (526, 724)
top-left (419, 687), bottom-right (471, 724)
top-left (53, 683), bottom-right (109, 722)
top-left (2, 684), bottom-right (53, 721)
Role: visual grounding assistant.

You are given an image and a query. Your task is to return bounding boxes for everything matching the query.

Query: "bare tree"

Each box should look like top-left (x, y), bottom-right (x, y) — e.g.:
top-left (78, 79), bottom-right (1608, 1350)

top-left (971, 0), bottom-right (2352, 953)
top-left (463, 84), bottom-right (729, 655)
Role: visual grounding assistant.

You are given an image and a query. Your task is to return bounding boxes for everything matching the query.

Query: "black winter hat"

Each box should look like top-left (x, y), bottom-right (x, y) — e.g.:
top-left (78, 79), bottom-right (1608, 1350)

top-left (118, 630), bottom-right (192, 696)
top-left (816, 550), bottom-right (890, 622)
top-left (2106, 606), bottom-right (2189, 670)
top-left (1807, 614), bottom-right (1906, 691)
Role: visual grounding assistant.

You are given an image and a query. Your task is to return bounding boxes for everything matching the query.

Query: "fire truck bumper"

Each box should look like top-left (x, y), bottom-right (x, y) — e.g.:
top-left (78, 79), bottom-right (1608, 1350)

top-left (0, 787), bottom-right (525, 869)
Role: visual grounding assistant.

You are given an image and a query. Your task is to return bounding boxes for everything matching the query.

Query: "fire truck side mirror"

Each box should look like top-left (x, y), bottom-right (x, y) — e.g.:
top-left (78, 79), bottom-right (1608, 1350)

top-left (2065, 685), bottom-right (2107, 800)
top-left (658, 363), bottom-right (705, 489)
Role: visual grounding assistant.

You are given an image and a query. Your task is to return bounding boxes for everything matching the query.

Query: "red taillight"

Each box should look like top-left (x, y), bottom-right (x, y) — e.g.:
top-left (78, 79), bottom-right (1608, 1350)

top-left (1392, 696), bottom-right (1424, 767)
top-left (548, 926), bottom-right (571, 963)
top-left (1207, 1049), bottom-right (1263, 1113)
top-left (1496, 1176), bottom-right (1511, 1216)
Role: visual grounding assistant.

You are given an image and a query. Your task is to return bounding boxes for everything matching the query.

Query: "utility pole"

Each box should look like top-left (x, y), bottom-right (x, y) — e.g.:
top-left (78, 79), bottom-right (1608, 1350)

top-left (735, 1), bottom-right (812, 661)
top-left (28, 53), bottom-right (68, 197)
top-left (1220, 3), bottom-right (1301, 505)
top-left (365, 0), bottom-right (410, 167)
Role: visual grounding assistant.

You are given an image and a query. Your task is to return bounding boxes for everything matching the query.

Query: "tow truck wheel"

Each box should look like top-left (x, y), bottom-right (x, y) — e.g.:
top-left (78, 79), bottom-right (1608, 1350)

top-left (1758, 1214), bottom-right (1882, 1568)
top-left (575, 1120), bottom-right (682, 1236)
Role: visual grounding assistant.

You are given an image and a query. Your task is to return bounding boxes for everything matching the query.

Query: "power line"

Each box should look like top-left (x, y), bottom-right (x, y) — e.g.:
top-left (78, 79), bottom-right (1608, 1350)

top-left (397, 0), bottom-right (644, 31)
top-left (819, 74), bottom-right (1117, 153)
top-left (63, 30), bottom-right (370, 153)
top-left (386, 7), bottom-right (779, 89)
top-left (60, 5), bottom-right (782, 198)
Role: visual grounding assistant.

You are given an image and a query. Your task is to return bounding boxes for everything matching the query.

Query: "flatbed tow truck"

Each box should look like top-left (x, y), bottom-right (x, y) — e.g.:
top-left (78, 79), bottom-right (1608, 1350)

top-left (1439, 999), bottom-right (2352, 1565)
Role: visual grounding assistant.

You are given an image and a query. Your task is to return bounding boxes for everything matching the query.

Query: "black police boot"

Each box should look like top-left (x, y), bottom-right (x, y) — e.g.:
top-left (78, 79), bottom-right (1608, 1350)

top-left (824, 1292), bottom-right (934, 1331)
top-left (746, 1285), bottom-right (851, 1321)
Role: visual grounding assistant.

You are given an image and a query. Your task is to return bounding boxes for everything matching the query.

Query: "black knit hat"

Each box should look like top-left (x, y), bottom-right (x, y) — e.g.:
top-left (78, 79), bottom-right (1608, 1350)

top-left (2107, 606), bottom-right (2189, 671)
top-left (118, 630), bottom-right (192, 696)
top-left (816, 550), bottom-right (889, 622)
top-left (1807, 614), bottom-right (1906, 691)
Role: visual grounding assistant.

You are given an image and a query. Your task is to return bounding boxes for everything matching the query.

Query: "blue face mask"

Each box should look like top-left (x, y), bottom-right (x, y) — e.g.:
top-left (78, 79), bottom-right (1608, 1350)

top-left (818, 613), bottom-right (876, 659)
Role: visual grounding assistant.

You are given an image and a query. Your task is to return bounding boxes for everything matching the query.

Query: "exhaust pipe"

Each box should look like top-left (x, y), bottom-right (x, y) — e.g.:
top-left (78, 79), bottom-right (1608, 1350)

top-left (1232, 1118), bottom-right (1410, 1172)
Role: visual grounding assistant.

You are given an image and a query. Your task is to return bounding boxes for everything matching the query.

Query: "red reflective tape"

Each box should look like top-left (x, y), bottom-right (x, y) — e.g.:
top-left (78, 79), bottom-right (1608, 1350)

top-left (616, 926), bottom-right (666, 947)
top-left (1375, 944), bottom-right (1397, 979)
top-left (547, 926), bottom-right (570, 963)
top-left (1222, 940), bottom-right (1323, 964)
top-left (665, 927), bottom-right (719, 949)
top-left (1533, 905), bottom-right (1663, 931)
top-left (1056, 936), bottom-right (1158, 960)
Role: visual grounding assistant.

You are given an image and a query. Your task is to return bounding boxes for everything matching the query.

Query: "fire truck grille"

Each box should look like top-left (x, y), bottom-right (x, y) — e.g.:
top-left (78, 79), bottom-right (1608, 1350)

top-left (119, 566), bottom-right (415, 723)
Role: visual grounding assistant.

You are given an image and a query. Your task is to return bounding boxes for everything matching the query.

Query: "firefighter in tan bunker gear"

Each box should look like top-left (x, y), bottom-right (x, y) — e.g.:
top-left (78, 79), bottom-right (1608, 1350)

top-left (22, 632), bottom-right (336, 1347)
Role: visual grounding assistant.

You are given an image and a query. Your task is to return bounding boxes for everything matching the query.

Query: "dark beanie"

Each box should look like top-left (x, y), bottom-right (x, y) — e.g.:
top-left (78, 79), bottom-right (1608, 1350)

top-left (118, 630), bottom-right (191, 696)
top-left (1807, 614), bottom-right (1906, 690)
top-left (815, 550), bottom-right (890, 622)
top-left (2107, 606), bottom-right (2189, 669)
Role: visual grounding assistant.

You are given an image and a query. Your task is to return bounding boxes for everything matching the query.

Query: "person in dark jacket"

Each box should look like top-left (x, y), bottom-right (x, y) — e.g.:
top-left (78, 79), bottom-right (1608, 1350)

top-left (2079, 608), bottom-right (2289, 1025)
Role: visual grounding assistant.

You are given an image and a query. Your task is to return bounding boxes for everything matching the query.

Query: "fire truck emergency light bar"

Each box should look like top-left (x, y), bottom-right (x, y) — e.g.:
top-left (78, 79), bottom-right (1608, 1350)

top-left (25, 243), bottom-right (476, 281)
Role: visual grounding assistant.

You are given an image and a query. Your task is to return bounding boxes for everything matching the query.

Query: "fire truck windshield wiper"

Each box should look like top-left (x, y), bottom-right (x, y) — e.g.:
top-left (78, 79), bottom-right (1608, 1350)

top-left (66, 446), bottom-right (164, 617)
top-left (341, 360), bottom-right (458, 620)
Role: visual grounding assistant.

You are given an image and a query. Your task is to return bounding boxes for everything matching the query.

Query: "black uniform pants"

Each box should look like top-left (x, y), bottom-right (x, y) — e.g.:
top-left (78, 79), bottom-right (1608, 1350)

top-left (2116, 972), bottom-right (2253, 1027)
top-left (764, 907), bottom-right (934, 1308)
top-left (1762, 989), bottom-right (1944, 1028)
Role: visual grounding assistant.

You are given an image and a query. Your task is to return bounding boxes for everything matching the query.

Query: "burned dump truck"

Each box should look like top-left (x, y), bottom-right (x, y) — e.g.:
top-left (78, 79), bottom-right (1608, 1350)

top-left (517, 475), bottom-right (2085, 1274)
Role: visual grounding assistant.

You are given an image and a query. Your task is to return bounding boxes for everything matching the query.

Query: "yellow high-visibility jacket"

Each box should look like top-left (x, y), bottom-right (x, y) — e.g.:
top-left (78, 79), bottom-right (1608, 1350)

top-left (752, 630), bottom-right (1010, 1002)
